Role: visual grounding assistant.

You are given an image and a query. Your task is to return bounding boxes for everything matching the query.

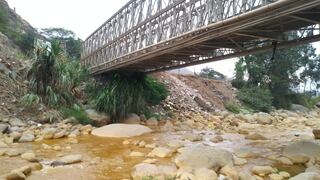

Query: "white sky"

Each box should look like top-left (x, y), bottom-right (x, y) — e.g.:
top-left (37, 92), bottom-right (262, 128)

top-left (6, 0), bottom-right (320, 78)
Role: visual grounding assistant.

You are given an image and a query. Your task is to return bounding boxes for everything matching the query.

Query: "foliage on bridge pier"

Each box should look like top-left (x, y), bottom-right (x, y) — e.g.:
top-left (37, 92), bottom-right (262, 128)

top-left (86, 71), bottom-right (168, 123)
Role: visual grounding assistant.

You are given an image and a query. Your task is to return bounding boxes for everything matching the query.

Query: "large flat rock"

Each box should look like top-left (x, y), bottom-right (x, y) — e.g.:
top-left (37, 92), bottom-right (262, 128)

top-left (91, 124), bottom-right (152, 138)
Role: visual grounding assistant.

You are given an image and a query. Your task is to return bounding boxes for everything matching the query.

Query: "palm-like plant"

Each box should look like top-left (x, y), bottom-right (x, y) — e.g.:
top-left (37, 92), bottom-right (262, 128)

top-left (27, 40), bottom-right (88, 107)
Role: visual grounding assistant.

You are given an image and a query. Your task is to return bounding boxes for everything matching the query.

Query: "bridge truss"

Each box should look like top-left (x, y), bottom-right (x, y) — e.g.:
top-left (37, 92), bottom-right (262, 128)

top-left (81, 0), bottom-right (320, 74)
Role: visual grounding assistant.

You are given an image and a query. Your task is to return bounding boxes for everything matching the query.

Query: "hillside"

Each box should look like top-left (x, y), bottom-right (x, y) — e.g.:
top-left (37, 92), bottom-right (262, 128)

top-left (153, 72), bottom-right (237, 114)
top-left (0, 0), bottom-right (36, 53)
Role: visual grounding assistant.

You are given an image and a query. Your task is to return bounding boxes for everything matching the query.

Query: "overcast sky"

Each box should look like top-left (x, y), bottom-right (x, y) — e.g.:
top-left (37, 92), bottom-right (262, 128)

top-left (6, 0), bottom-right (319, 78)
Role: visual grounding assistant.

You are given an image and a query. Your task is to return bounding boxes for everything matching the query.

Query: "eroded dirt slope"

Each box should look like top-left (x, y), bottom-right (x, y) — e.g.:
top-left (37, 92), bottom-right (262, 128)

top-left (153, 72), bottom-right (237, 113)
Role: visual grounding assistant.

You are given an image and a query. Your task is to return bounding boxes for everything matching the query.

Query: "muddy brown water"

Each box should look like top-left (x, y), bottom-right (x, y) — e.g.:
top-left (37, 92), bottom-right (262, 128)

top-left (0, 126), bottom-right (312, 179)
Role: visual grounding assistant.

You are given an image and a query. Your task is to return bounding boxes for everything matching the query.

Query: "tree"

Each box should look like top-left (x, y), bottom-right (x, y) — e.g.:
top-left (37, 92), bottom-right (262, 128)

top-left (199, 67), bottom-right (225, 80)
top-left (40, 28), bottom-right (82, 59)
top-left (233, 44), bottom-right (318, 109)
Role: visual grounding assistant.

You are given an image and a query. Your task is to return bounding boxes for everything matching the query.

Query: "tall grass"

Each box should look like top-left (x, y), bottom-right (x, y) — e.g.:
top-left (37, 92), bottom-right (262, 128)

top-left (87, 72), bottom-right (168, 122)
top-left (27, 40), bottom-right (88, 107)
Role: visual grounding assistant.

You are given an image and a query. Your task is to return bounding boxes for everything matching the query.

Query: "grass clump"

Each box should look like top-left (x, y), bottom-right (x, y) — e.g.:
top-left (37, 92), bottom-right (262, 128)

top-left (237, 86), bottom-right (273, 112)
top-left (21, 93), bottom-right (40, 107)
top-left (60, 104), bottom-right (92, 125)
top-left (224, 101), bottom-right (241, 114)
top-left (87, 72), bottom-right (168, 123)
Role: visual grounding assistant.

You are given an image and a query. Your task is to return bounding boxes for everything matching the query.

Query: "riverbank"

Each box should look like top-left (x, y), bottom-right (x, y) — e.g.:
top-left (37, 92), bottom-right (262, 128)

top-left (1, 109), bottom-right (320, 179)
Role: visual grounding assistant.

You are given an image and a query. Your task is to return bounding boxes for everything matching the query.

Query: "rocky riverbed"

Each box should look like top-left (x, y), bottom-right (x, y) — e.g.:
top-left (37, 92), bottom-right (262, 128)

top-left (1, 109), bottom-right (320, 180)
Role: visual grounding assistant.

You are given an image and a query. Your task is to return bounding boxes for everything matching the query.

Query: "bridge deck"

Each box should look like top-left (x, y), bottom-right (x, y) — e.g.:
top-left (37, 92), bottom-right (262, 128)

top-left (81, 0), bottom-right (320, 75)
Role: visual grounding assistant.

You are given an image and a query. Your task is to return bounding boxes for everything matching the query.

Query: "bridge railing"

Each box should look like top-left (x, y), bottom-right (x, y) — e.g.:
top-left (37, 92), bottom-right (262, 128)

top-left (81, 0), bottom-right (277, 69)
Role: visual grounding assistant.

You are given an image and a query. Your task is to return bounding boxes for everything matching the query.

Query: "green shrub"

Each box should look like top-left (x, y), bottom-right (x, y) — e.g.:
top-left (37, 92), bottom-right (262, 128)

top-left (144, 76), bottom-right (169, 105)
top-left (21, 93), bottom-right (40, 106)
top-left (60, 104), bottom-right (92, 125)
top-left (290, 93), bottom-right (320, 109)
top-left (27, 40), bottom-right (88, 107)
top-left (237, 86), bottom-right (273, 112)
top-left (224, 101), bottom-right (241, 114)
top-left (88, 72), bottom-right (168, 123)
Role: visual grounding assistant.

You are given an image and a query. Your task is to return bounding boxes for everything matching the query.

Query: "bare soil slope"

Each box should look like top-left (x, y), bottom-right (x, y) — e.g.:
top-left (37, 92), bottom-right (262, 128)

top-left (153, 72), bottom-right (237, 113)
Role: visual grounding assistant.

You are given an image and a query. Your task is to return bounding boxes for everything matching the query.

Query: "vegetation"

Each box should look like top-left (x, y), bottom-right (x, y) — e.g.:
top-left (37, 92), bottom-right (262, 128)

top-left (40, 28), bottom-right (82, 59)
top-left (224, 101), bottom-right (241, 114)
top-left (232, 44), bottom-right (320, 110)
top-left (0, 4), bottom-right (36, 53)
top-left (237, 86), bottom-right (273, 112)
top-left (21, 93), bottom-right (41, 107)
top-left (87, 72), bottom-right (168, 122)
top-left (0, 5), bottom-right (9, 34)
top-left (60, 105), bottom-right (92, 125)
top-left (290, 93), bottom-right (320, 109)
top-left (199, 67), bottom-right (225, 80)
top-left (27, 40), bottom-right (88, 107)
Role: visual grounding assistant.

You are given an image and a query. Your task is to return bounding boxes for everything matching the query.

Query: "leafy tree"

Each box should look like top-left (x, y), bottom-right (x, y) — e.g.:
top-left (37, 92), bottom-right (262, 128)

top-left (41, 28), bottom-right (82, 59)
top-left (233, 44), bottom-right (318, 109)
top-left (199, 67), bottom-right (225, 80)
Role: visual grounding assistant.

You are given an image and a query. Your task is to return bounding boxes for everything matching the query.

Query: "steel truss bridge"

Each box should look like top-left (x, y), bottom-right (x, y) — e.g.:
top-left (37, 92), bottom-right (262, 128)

top-left (81, 0), bottom-right (320, 75)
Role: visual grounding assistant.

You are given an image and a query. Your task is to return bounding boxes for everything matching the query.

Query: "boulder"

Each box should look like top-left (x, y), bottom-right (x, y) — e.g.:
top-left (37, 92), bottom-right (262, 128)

top-left (5, 149), bottom-right (21, 157)
top-left (245, 133), bottom-right (268, 140)
top-left (53, 130), bottom-right (66, 139)
top-left (10, 132), bottom-right (22, 141)
top-left (313, 129), bottom-right (320, 139)
top-left (306, 166), bottom-right (320, 174)
top-left (161, 120), bottom-right (174, 132)
top-left (269, 173), bottom-right (284, 180)
top-left (0, 123), bottom-right (9, 133)
top-left (194, 168), bottom-right (218, 180)
top-left (289, 172), bottom-right (320, 180)
top-left (62, 117), bottom-right (78, 124)
top-left (175, 145), bottom-right (233, 170)
top-left (91, 124), bottom-right (152, 138)
top-left (183, 134), bottom-right (203, 142)
top-left (238, 114), bottom-right (256, 123)
top-left (131, 163), bottom-right (176, 180)
top-left (85, 109), bottom-right (111, 127)
top-left (53, 154), bottom-right (82, 165)
top-left (255, 113), bottom-right (273, 125)
top-left (9, 118), bottom-right (25, 127)
top-left (148, 147), bottom-right (173, 158)
top-left (21, 152), bottom-right (37, 162)
top-left (234, 147), bottom-right (259, 158)
top-left (211, 135), bottom-right (224, 143)
top-left (129, 152), bottom-right (145, 157)
top-left (146, 117), bottom-right (158, 126)
top-left (220, 165), bottom-right (239, 180)
top-left (42, 128), bottom-right (57, 139)
top-left (291, 104), bottom-right (309, 113)
top-left (80, 125), bottom-right (93, 133)
top-left (283, 141), bottom-right (320, 163)
top-left (239, 171), bottom-right (256, 180)
top-left (251, 166), bottom-right (273, 176)
top-left (233, 156), bottom-right (247, 165)
top-left (121, 113), bottom-right (141, 124)
top-left (0, 140), bottom-right (8, 148)
top-left (18, 133), bottom-right (35, 142)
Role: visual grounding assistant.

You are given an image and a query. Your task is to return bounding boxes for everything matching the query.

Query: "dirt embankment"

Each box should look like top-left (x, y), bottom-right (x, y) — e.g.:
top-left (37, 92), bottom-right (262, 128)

top-left (152, 72), bottom-right (237, 113)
